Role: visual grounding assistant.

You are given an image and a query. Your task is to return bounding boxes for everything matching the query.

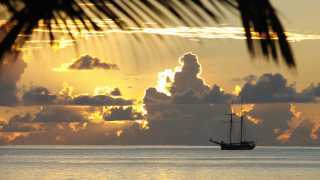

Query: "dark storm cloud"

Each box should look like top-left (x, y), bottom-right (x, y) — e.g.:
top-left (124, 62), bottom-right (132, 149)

top-left (1, 106), bottom-right (86, 125)
top-left (20, 85), bottom-right (133, 106)
top-left (8, 113), bottom-right (34, 123)
top-left (143, 88), bottom-right (171, 104)
top-left (170, 53), bottom-right (209, 96)
top-left (301, 83), bottom-right (320, 97)
top-left (68, 55), bottom-right (119, 70)
top-left (22, 87), bottom-right (57, 105)
top-left (240, 73), bottom-right (314, 103)
top-left (202, 85), bottom-right (233, 104)
top-left (140, 53), bottom-right (320, 146)
top-left (122, 104), bottom-right (232, 145)
top-left (34, 106), bottom-right (86, 123)
top-left (172, 90), bottom-right (200, 104)
top-left (0, 51), bottom-right (26, 106)
top-left (0, 113), bottom-right (40, 133)
top-left (121, 103), bottom-right (320, 146)
top-left (0, 106), bottom-right (87, 135)
top-left (0, 123), bottom-right (38, 132)
top-left (171, 85), bottom-right (231, 104)
top-left (110, 88), bottom-right (121, 96)
top-left (68, 95), bottom-right (133, 106)
top-left (104, 107), bottom-right (144, 121)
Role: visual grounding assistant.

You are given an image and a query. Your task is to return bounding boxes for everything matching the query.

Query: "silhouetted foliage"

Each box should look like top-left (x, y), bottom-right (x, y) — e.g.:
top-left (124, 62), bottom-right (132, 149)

top-left (0, 0), bottom-right (295, 67)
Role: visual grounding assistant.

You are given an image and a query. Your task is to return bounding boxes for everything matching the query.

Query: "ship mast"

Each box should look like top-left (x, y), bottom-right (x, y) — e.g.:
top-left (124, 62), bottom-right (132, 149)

top-left (229, 112), bottom-right (233, 144)
top-left (227, 106), bottom-right (235, 144)
top-left (240, 98), bottom-right (243, 143)
top-left (240, 113), bottom-right (244, 143)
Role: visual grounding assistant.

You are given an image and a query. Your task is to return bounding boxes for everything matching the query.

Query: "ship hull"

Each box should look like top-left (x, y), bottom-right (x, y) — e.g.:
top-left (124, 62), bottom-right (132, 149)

top-left (209, 139), bottom-right (255, 150)
top-left (220, 143), bottom-right (255, 150)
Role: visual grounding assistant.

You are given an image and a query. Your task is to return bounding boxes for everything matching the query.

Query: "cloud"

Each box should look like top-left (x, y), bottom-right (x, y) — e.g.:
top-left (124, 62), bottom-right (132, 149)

top-left (0, 106), bottom-right (89, 143)
top-left (0, 113), bottom-right (40, 132)
top-left (57, 84), bottom-right (134, 106)
top-left (104, 107), bottom-right (144, 121)
top-left (143, 88), bottom-right (171, 104)
top-left (68, 55), bottom-right (119, 70)
top-left (140, 53), bottom-right (320, 146)
top-left (301, 83), bottom-right (320, 97)
top-left (110, 88), bottom-right (122, 96)
top-left (240, 73), bottom-right (314, 103)
top-left (25, 24), bottom-right (320, 44)
top-left (202, 85), bottom-right (233, 104)
top-left (0, 51), bottom-right (26, 106)
top-left (20, 84), bottom-right (133, 106)
top-left (0, 105), bottom-right (148, 144)
top-left (124, 103), bottom-right (320, 146)
top-left (144, 53), bottom-right (233, 106)
top-left (275, 104), bottom-right (320, 144)
top-left (2, 52), bottom-right (320, 145)
top-left (34, 106), bottom-right (87, 123)
top-left (170, 53), bottom-right (209, 96)
top-left (22, 87), bottom-right (57, 105)
top-left (68, 95), bottom-right (133, 106)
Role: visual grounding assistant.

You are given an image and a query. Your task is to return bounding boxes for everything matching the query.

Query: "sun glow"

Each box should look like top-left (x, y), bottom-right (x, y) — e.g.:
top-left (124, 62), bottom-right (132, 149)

top-left (135, 120), bottom-right (150, 130)
top-left (116, 130), bottom-right (123, 137)
top-left (276, 104), bottom-right (302, 143)
top-left (0, 132), bottom-right (30, 143)
top-left (156, 69), bottom-right (175, 96)
top-left (232, 104), bottom-right (262, 125)
top-left (232, 85), bottom-right (242, 96)
top-left (59, 82), bottom-right (75, 98)
top-left (68, 122), bottom-right (88, 132)
top-left (276, 104), bottom-right (320, 143)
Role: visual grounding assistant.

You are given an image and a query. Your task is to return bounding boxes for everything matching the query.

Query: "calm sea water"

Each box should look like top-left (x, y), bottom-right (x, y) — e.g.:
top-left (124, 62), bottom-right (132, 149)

top-left (0, 146), bottom-right (320, 180)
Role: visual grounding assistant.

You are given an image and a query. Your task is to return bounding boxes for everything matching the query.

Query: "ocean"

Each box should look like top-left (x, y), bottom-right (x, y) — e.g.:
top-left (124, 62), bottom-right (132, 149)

top-left (0, 146), bottom-right (319, 180)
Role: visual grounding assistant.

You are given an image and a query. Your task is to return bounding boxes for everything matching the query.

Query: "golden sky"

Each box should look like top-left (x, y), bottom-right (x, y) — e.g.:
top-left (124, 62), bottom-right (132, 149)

top-left (0, 0), bottom-right (320, 145)
top-left (15, 0), bottom-right (320, 100)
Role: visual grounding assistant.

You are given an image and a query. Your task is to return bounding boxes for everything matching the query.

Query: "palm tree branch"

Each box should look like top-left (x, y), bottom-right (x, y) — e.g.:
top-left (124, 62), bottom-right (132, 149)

top-left (0, 0), bottom-right (295, 67)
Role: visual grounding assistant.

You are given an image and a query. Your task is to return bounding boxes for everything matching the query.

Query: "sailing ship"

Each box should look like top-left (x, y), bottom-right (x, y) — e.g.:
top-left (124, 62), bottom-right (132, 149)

top-left (209, 104), bottom-right (256, 150)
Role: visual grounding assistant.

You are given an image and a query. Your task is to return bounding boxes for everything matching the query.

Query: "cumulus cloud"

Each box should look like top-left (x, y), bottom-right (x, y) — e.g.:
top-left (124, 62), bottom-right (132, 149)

top-left (202, 85), bottom-right (233, 104)
top-left (140, 53), bottom-right (320, 146)
top-left (0, 106), bottom-right (89, 144)
top-left (22, 87), bottom-right (57, 105)
top-left (68, 95), bottom-right (133, 106)
top-left (34, 106), bottom-right (87, 123)
top-left (240, 73), bottom-right (314, 103)
top-left (0, 105), bottom-right (148, 145)
top-left (110, 88), bottom-right (122, 96)
top-left (0, 113), bottom-right (40, 132)
top-left (170, 53), bottom-right (209, 96)
top-left (0, 107), bottom-right (86, 131)
top-left (2, 52), bottom-right (320, 146)
top-left (122, 103), bottom-right (319, 146)
top-left (20, 84), bottom-right (133, 106)
top-left (144, 53), bottom-right (233, 106)
top-left (0, 51), bottom-right (26, 106)
top-left (104, 107), bottom-right (144, 121)
top-left (68, 55), bottom-right (119, 70)
top-left (301, 83), bottom-right (320, 98)
top-left (143, 88), bottom-right (171, 104)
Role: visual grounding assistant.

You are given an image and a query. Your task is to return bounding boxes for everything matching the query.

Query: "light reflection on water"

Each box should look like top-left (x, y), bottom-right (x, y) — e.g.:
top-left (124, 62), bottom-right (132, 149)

top-left (1, 146), bottom-right (320, 180)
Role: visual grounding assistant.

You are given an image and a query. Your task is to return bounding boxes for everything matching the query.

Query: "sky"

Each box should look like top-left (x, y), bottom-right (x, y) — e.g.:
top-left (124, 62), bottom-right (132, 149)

top-left (0, 0), bottom-right (320, 145)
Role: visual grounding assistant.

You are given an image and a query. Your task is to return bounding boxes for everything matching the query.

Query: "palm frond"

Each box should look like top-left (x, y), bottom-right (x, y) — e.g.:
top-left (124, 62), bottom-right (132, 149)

top-left (0, 0), bottom-right (295, 67)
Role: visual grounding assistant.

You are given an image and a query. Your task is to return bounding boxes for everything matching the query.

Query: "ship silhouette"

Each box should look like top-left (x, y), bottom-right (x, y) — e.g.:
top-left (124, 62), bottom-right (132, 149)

top-left (209, 103), bottom-right (256, 150)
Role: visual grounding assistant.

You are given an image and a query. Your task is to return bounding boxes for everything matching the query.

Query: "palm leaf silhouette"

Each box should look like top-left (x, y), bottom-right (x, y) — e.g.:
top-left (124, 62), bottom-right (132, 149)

top-left (0, 0), bottom-right (295, 67)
